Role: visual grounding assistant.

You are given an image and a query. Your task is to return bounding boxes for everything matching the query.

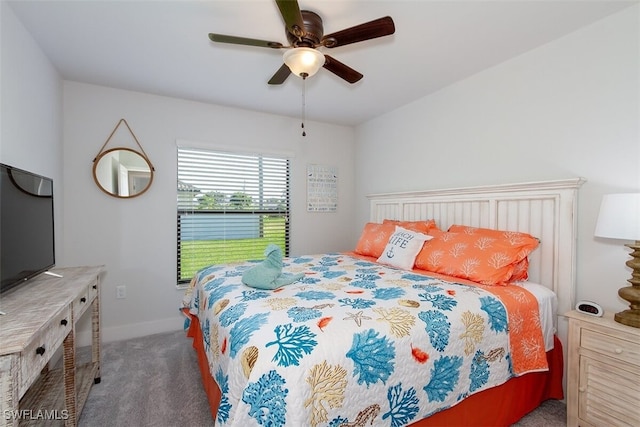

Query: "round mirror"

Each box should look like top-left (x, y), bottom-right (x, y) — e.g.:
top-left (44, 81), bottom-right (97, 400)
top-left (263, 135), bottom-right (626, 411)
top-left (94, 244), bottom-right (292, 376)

top-left (93, 148), bottom-right (154, 198)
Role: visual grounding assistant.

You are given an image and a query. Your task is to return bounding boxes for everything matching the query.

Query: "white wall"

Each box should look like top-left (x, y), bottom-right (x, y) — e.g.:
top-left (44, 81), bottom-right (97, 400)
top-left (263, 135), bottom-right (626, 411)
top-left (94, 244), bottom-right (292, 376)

top-left (0, 2), bottom-right (64, 258)
top-left (355, 6), bottom-right (639, 318)
top-left (62, 82), bottom-right (355, 342)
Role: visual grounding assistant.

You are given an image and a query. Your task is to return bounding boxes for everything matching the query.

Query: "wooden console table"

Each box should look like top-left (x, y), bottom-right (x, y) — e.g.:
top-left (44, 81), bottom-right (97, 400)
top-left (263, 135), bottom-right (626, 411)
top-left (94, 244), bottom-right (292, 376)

top-left (0, 266), bottom-right (104, 426)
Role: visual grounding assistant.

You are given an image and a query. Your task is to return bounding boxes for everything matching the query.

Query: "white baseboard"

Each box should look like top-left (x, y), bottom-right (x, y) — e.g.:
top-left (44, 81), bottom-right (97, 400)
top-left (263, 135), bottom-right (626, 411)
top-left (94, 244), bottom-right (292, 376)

top-left (76, 315), bottom-right (187, 347)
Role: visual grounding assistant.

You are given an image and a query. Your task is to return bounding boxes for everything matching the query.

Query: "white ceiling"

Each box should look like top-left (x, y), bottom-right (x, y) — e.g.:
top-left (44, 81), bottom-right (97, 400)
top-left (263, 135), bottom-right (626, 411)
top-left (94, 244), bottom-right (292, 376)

top-left (7, 0), bottom-right (637, 126)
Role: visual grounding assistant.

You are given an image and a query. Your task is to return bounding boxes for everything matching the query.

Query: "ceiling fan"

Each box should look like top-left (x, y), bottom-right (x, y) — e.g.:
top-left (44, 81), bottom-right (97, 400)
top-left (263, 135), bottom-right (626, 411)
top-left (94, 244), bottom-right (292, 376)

top-left (208, 0), bottom-right (395, 85)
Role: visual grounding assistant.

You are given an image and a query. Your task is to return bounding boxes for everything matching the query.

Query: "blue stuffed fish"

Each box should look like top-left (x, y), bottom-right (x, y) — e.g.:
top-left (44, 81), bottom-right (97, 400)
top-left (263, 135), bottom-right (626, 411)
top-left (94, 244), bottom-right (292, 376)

top-left (241, 244), bottom-right (304, 290)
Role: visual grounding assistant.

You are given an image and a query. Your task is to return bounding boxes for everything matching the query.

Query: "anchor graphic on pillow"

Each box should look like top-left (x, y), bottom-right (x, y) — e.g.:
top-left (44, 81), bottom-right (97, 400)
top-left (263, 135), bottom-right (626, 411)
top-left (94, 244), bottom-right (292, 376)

top-left (386, 246), bottom-right (395, 258)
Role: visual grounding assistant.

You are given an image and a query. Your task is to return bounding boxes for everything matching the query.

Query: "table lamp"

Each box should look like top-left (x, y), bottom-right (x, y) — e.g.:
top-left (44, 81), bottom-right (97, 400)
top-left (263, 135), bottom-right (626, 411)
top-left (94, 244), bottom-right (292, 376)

top-left (594, 193), bottom-right (640, 327)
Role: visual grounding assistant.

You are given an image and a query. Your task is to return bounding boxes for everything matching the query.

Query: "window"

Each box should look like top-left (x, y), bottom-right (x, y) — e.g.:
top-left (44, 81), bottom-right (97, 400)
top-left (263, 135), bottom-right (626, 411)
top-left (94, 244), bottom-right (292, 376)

top-left (177, 147), bottom-right (290, 284)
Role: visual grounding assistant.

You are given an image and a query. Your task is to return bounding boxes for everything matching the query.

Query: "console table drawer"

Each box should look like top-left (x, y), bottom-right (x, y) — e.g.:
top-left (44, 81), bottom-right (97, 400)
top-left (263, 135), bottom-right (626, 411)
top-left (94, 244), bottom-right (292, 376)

top-left (19, 306), bottom-right (72, 397)
top-left (73, 280), bottom-right (96, 320)
top-left (88, 279), bottom-right (98, 302)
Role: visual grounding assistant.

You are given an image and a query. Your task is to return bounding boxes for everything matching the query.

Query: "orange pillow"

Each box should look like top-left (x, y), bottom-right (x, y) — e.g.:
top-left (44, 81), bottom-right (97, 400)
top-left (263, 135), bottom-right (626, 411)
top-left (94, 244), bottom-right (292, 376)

top-left (415, 225), bottom-right (539, 285)
top-left (354, 222), bottom-right (398, 258)
top-left (447, 225), bottom-right (538, 241)
top-left (510, 258), bottom-right (530, 282)
top-left (448, 225), bottom-right (538, 282)
top-left (382, 219), bottom-right (437, 234)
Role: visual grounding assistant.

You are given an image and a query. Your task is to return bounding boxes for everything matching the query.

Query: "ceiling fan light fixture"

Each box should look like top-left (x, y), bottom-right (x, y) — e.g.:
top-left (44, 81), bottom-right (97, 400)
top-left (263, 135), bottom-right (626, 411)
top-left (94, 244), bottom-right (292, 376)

top-left (283, 47), bottom-right (325, 78)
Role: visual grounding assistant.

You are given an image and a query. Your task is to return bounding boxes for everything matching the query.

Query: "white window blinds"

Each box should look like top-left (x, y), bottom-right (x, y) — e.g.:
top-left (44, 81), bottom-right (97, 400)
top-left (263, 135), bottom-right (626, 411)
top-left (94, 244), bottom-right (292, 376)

top-left (177, 147), bottom-right (290, 284)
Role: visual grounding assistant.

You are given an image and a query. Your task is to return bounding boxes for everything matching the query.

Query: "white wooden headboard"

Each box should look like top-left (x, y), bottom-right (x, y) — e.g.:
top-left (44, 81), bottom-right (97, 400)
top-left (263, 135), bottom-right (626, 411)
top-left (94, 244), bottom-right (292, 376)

top-left (368, 178), bottom-right (585, 320)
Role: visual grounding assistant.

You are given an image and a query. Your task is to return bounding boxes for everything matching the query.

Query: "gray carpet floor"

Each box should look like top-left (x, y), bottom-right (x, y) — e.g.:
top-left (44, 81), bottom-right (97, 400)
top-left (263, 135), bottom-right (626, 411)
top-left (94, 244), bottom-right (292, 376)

top-left (78, 330), bottom-right (566, 426)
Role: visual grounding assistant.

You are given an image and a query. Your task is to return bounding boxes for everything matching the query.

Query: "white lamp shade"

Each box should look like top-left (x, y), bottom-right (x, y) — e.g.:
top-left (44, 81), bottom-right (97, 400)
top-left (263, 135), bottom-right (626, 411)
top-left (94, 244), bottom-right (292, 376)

top-left (594, 193), bottom-right (640, 240)
top-left (283, 47), bottom-right (325, 78)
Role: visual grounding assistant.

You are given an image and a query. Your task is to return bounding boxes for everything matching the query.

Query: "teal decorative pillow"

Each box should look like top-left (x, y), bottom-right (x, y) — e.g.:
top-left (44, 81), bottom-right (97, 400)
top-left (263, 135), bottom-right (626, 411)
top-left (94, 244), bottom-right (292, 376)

top-left (377, 226), bottom-right (433, 270)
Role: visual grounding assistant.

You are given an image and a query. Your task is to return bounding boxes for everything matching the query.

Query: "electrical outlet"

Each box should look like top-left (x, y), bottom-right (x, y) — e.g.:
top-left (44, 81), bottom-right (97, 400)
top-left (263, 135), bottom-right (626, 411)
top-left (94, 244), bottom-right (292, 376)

top-left (116, 285), bottom-right (126, 299)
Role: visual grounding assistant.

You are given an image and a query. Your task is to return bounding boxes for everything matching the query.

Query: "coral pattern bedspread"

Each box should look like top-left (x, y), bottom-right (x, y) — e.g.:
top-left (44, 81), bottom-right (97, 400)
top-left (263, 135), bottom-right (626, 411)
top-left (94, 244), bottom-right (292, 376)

top-left (182, 253), bottom-right (548, 427)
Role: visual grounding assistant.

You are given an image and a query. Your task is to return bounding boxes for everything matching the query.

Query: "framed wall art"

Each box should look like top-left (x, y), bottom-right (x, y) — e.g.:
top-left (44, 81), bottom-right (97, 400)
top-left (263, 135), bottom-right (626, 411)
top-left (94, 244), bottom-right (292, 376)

top-left (307, 164), bottom-right (338, 212)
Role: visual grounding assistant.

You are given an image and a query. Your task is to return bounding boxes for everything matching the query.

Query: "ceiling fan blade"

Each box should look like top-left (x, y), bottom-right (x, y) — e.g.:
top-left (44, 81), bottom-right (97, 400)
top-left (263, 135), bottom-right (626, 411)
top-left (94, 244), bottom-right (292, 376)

top-left (268, 63), bottom-right (291, 85)
top-left (321, 16), bottom-right (395, 48)
top-left (323, 55), bottom-right (363, 84)
top-left (275, 0), bottom-right (305, 38)
top-left (208, 33), bottom-right (284, 49)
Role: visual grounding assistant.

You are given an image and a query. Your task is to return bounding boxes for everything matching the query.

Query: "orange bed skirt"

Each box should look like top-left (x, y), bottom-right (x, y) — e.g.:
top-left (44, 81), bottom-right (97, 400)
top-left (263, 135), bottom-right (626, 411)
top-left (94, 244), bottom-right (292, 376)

top-left (185, 312), bottom-right (563, 426)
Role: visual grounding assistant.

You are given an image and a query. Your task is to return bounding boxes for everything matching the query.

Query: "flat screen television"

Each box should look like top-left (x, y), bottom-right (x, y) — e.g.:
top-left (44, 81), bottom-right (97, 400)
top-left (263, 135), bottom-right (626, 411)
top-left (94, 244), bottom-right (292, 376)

top-left (0, 163), bottom-right (55, 294)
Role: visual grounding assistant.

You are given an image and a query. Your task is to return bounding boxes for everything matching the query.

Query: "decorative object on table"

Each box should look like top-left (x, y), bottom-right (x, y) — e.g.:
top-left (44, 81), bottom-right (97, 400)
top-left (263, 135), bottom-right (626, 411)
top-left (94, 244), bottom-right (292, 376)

top-left (594, 193), bottom-right (640, 328)
top-left (92, 118), bottom-right (155, 198)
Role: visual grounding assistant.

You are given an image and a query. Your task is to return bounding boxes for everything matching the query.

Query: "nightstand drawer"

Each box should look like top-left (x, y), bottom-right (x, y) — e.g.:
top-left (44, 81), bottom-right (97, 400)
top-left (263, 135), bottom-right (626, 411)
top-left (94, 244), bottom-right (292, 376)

top-left (19, 306), bottom-right (72, 397)
top-left (582, 328), bottom-right (640, 365)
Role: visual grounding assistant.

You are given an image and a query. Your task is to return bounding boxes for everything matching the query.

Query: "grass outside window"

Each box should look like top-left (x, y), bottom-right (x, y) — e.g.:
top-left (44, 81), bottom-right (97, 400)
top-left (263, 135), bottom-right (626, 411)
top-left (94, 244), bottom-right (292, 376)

top-left (179, 216), bottom-right (286, 280)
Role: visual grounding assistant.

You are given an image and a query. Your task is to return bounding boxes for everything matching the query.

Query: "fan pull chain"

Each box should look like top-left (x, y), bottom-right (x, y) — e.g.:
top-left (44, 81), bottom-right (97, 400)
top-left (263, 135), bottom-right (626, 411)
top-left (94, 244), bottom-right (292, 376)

top-left (301, 73), bottom-right (307, 137)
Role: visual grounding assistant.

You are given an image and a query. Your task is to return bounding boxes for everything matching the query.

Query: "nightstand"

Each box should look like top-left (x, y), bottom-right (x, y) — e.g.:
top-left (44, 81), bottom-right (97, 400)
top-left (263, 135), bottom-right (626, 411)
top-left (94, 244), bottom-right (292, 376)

top-left (566, 310), bottom-right (640, 427)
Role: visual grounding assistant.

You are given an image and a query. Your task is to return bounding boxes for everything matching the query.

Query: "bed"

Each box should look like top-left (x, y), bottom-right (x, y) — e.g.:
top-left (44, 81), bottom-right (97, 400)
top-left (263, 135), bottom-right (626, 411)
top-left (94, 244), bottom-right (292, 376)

top-left (182, 178), bottom-right (584, 426)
